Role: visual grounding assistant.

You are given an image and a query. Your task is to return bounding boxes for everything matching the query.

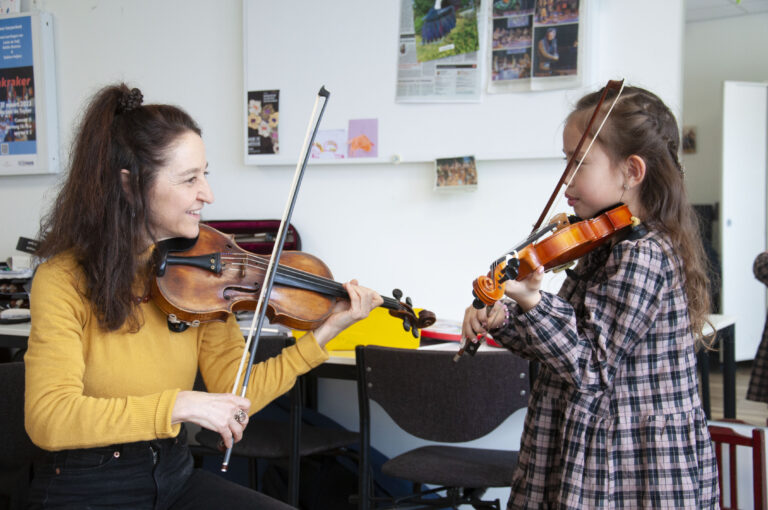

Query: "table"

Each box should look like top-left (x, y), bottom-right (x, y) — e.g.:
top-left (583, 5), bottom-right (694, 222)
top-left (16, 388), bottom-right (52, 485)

top-left (0, 321), bottom-right (30, 350)
top-left (0, 314), bottom-right (738, 418)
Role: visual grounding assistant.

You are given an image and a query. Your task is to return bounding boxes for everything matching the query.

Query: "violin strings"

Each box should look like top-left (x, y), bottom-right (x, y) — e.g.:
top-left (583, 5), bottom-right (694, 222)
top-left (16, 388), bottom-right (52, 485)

top-left (217, 253), bottom-right (401, 310)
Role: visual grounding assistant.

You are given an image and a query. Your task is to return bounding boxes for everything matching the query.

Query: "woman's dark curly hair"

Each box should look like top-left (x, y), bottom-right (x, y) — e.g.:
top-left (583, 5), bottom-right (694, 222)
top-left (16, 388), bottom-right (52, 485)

top-left (37, 83), bottom-right (201, 332)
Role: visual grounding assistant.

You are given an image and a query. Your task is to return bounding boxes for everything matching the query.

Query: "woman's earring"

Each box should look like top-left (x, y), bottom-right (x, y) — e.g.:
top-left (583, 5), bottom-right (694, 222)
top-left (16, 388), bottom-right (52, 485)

top-left (623, 183), bottom-right (630, 191)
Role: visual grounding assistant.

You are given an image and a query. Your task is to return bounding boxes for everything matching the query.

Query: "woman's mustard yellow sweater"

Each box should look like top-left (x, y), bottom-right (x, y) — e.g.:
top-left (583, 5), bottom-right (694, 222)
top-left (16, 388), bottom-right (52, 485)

top-left (24, 252), bottom-right (329, 451)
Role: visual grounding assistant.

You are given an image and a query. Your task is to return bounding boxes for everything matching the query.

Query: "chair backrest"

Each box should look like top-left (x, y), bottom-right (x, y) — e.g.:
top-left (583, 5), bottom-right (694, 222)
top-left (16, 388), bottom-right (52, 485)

top-left (709, 424), bottom-right (767, 510)
top-left (0, 361), bottom-right (42, 469)
top-left (356, 345), bottom-right (529, 442)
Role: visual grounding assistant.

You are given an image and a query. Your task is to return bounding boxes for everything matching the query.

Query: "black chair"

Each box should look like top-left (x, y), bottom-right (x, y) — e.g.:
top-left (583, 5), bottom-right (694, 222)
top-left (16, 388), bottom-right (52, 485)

top-left (0, 362), bottom-right (43, 510)
top-left (355, 345), bottom-right (529, 510)
top-left (195, 335), bottom-right (359, 507)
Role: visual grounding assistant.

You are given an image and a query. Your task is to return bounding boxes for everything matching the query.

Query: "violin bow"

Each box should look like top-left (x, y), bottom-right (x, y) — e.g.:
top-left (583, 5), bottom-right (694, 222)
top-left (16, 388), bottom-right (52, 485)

top-left (221, 86), bottom-right (330, 472)
top-left (532, 79), bottom-right (625, 232)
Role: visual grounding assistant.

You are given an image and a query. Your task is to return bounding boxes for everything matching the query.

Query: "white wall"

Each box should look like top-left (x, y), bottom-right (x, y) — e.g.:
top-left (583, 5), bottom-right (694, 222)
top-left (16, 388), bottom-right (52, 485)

top-left (683, 13), bottom-right (768, 206)
top-left (0, 0), bottom-right (684, 506)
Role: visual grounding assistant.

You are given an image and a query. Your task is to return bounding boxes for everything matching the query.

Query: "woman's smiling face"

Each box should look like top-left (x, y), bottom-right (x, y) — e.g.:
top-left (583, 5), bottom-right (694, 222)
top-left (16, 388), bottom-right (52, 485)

top-left (147, 131), bottom-right (213, 241)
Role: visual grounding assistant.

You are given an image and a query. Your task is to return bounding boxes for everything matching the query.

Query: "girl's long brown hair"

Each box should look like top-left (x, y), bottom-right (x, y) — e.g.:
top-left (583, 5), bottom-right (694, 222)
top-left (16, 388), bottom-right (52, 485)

top-left (569, 85), bottom-right (713, 343)
top-left (37, 83), bottom-right (201, 332)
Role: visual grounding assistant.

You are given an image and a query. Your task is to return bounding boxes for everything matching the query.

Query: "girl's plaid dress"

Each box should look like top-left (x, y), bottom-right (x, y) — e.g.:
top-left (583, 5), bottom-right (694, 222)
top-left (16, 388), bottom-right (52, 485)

top-left (491, 228), bottom-right (719, 509)
top-left (747, 251), bottom-right (768, 404)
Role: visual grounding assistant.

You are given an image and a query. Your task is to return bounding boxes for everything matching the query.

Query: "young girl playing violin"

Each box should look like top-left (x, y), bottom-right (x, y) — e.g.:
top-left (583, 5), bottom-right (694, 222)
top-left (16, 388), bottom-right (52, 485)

top-left (24, 83), bottom-right (383, 509)
top-left (463, 84), bottom-right (719, 509)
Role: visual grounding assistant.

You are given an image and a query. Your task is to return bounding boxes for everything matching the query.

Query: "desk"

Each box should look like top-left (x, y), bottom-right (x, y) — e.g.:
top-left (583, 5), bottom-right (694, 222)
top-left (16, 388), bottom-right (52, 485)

top-left (0, 321), bottom-right (30, 349)
top-left (2, 314), bottom-right (737, 418)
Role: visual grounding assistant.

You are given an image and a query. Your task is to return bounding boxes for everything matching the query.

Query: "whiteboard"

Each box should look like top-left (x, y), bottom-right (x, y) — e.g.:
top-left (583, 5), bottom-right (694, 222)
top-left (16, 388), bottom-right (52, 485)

top-left (242, 0), bottom-right (590, 166)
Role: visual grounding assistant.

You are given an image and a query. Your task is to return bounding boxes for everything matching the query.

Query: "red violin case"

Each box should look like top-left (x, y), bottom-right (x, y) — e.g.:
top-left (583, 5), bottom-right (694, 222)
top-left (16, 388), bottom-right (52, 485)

top-left (203, 220), bottom-right (301, 254)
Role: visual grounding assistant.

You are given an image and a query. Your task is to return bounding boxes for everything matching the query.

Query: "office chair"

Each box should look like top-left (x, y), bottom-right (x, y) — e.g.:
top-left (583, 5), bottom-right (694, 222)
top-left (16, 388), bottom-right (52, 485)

top-left (195, 335), bottom-right (359, 507)
top-left (0, 362), bottom-right (43, 510)
top-left (708, 422), bottom-right (766, 510)
top-left (355, 345), bottom-right (529, 510)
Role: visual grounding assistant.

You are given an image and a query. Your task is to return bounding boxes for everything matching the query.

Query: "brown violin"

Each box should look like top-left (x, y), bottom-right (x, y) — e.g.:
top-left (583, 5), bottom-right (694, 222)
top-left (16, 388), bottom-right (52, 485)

top-left (151, 224), bottom-right (436, 336)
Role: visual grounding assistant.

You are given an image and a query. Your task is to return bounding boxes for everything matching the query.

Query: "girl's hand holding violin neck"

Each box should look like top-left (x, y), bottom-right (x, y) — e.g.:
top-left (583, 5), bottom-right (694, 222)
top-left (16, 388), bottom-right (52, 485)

top-left (171, 391), bottom-right (251, 449)
top-left (313, 279), bottom-right (384, 347)
top-left (504, 265), bottom-right (544, 312)
top-left (463, 266), bottom-right (544, 340)
top-left (463, 300), bottom-right (505, 340)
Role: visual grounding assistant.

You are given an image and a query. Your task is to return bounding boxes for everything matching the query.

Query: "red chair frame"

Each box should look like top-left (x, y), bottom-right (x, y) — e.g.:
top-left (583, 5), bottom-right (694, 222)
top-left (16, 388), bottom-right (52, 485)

top-left (709, 424), bottom-right (766, 510)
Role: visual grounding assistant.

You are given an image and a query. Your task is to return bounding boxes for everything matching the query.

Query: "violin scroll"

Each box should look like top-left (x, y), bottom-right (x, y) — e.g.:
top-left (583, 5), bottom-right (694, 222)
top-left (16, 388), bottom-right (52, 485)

top-left (388, 288), bottom-right (436, 338)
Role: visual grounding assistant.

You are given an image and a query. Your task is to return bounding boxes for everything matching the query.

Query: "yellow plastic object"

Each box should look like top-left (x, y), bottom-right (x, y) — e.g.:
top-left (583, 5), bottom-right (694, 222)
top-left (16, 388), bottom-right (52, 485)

top-left (301, 307), bottom-right (420, 351)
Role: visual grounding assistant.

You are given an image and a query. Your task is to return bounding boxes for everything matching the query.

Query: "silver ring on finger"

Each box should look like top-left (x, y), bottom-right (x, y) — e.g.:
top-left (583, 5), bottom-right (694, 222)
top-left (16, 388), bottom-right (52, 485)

top-left (234, 408), bottom-right (247, 424)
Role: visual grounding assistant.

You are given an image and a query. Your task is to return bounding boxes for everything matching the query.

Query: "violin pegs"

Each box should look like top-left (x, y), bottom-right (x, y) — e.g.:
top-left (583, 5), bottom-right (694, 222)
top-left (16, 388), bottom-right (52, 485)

top-left (392, 288), bottom-right (403, 301)
top-left (402, 319), bottom-right (411, 332)
top-left (472, 298), bottom-right (485, 310)
top-left (411, 327), bottom-right (419, 339)
top-left (505, 258), bottom-right (520, 280)
top-left (405, 296), bottom-right (413, 307)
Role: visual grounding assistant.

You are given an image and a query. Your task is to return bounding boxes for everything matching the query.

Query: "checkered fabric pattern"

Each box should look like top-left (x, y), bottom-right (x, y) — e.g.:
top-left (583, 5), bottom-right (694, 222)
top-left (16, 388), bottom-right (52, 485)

top-left (491, 229), bottom-right (719, 509)
top-left (747, 251), bottom-right (768, 404)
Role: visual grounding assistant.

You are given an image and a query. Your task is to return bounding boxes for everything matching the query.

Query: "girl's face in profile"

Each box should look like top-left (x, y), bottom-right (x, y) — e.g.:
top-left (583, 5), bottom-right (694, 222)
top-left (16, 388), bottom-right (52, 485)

top-left (561, 119), bottom-right (625, 219)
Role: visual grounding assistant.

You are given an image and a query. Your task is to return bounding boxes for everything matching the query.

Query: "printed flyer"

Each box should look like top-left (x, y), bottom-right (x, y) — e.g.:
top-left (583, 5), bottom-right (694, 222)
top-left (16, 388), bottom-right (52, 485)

top-left (0, 15), bottom-right (36, 156)
top-left (396, 0), bottom-right (481, 103)
top-left (247, 89), bottom-right (280, 155)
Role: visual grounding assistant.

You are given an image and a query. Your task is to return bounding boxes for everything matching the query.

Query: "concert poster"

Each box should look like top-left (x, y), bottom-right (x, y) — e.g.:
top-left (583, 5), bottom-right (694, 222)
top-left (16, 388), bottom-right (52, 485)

top-left (247, 89), bottom-right (279, 155)
top-left (0, 15), bottom-right (36, 156)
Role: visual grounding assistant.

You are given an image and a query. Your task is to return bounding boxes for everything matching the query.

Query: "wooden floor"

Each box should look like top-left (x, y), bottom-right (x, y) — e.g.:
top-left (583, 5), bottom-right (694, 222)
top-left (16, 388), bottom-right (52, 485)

top-left (703, 361), bottom-right (767, 426)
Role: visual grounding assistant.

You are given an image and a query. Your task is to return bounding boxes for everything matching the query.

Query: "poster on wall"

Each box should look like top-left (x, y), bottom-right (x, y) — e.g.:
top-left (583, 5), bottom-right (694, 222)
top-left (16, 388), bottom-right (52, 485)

top-left (396, 0), bottom-right (481, 103)
top-left (0, 12), bottom-right (58, 175)
top-left (247, 89), bottom-right (280, 155)
top-left (488, 0), bottom-right (582, 93)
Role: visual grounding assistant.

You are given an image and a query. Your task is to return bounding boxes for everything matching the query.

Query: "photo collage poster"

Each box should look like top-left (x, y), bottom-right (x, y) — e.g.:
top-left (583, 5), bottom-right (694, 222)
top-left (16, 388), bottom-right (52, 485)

top-left (247, 89), bottom-right (279, 155)
top-left (489, 0), bottom-right (581, 92)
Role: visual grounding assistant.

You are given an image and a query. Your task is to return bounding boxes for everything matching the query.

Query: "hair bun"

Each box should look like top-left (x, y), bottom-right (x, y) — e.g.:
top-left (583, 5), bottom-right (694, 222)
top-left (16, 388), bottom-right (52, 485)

top-left (117, 87), bottom-right (144, 113)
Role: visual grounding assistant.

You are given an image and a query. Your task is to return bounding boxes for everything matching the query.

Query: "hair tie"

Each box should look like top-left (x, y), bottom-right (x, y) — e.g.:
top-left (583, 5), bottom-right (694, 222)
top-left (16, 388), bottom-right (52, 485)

top-left (116, 87), bottom-right (144, 114)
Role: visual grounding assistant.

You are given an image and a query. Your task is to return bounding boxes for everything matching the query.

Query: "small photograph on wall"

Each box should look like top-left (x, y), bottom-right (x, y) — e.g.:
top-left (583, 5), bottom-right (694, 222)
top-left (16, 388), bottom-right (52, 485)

top-left (682, 126), bottom-right (697, 154)
top-left (412, 0), bottom-right (480, 63)
top-left (247, 90), bottom-right (279, 155)
top-left (347, 119), bottom-right (378, 158)
top-left (492, 0), bottom-right (535, 17)
top-left (435, 155), bottom-right (477, 190)
top-left (532, 23), bottom-right (578, 77)
top-left (492, 48), bottom-right (531, 81)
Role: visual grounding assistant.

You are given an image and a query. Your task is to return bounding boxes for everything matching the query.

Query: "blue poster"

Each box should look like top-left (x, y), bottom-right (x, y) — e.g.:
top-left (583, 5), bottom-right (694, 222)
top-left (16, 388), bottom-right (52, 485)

top-left (0, 15), bottom-right (35, 155)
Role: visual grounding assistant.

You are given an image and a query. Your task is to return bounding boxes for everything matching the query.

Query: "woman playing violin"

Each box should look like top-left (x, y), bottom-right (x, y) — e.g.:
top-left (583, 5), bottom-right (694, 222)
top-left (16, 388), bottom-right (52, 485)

top-left (24, 83), bottom-right (382, 509)
top-left (463, 84), bottom-right (719, 509)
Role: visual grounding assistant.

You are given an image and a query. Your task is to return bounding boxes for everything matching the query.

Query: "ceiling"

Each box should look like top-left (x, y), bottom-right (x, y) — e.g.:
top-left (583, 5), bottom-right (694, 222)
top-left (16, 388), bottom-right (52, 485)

top-left (685, 0), bottom-right (768, 22)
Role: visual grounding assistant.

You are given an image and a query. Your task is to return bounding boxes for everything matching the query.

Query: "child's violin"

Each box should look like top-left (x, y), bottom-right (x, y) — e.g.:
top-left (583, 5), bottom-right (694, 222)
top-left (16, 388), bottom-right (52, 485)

top-left (471, 203), bottom-right (639, 308)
